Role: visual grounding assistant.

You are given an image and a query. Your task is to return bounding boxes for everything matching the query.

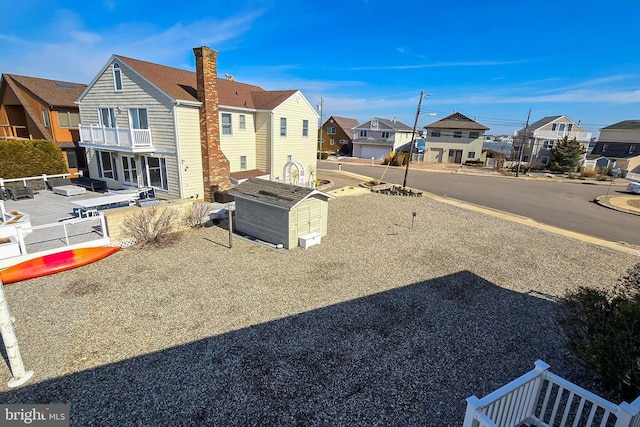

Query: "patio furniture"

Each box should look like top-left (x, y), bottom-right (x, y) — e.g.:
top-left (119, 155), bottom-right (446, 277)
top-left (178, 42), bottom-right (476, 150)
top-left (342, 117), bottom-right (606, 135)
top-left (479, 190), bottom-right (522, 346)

top-left (71, 176), bottom-right (108, 192)
top-left (7, 187), bottom-right (34, 201)
top-left (46, 178), bottom-right (87, 197)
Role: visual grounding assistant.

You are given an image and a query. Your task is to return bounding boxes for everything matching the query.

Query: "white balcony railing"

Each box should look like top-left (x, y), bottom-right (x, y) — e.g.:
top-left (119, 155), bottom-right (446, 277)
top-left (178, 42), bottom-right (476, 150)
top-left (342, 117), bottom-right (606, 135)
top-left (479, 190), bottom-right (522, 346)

top-left (533, 130), bottom-right (592, 142)
top-left (463, 360), bottom-right (640, 427)
top-left (79, 124), bottom-right (152, 149)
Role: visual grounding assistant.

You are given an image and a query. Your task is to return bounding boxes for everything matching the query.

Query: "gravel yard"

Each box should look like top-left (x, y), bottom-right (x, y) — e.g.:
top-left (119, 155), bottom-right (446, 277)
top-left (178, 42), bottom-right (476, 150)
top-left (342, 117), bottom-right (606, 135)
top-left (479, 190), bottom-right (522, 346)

top-left (0, 192), bottom-right (637, 426)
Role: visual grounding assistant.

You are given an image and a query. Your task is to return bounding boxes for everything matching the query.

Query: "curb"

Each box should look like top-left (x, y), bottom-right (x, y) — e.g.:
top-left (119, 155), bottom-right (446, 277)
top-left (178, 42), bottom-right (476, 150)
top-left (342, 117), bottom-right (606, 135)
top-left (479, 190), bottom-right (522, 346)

top-left (595, 195), bottom-right (640, 216)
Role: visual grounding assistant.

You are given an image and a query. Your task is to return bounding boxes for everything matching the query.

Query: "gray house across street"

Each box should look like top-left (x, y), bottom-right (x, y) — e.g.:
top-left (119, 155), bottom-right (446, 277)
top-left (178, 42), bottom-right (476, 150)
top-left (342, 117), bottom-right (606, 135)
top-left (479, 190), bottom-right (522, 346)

top-left (229, 179), bottom-right (335, 249)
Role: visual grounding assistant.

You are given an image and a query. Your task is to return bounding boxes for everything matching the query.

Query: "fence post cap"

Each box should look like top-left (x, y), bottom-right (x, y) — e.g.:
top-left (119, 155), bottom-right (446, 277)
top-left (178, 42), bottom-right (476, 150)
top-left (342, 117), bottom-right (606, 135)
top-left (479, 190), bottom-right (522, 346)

top-left (534, 360), bottom-right (550, 371)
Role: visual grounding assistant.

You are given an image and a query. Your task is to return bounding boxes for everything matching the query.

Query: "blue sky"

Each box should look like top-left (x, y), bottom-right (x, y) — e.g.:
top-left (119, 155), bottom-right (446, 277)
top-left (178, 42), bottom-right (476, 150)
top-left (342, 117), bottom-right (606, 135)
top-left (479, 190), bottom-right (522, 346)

top-left (2, 0), bottom-right (639, 136)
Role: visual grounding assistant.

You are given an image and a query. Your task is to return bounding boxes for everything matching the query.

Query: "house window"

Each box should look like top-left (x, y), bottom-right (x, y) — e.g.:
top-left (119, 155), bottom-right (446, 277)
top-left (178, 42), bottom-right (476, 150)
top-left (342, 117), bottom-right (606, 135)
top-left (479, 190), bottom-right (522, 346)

top-left (469, 131), bottom-right (479, 139)
top-left (468, 152), bottom-right (476, 158)
top-left (145, 156), bottom-right (168, 190)
top-left (551, 123), bottom-right (557, 131)
top-left (97, 150), bottom-right (118, 180)
top-left (359, 130), bottom-right (367, 138)
top-left (121, 156), bottom-right (138, 185)
top-left (330, 139), bottom-right (335, 145)
top-left (221, 113), bottom-right (232, 135)
top-left (287, 155), bottom-right (292, 162)
top-left (58, 110), bottom-right (80, 128)
top-left (541, 156), bottom-right (550, 166)
top-left (523, 155), bottom-right (530, 162)
top-left (128, 108), bottom-right (149, 129)
top-left (543, 140), bottom-right (554, 150)
top-left (340, 140), bottom-right (348, 145)
top-left (559, 124), bottom-right (566, 132)
top-left (113, 63), bottom-right (123, 92)
top-left (381, 131), bottom-right (390, 139)
top-left (98, 107), bottom-right (116, 127)
top-left (371, 120), bottom-right (378, 129)
top-left (42, 109), bottom-right (50, 128)
top-left (302, 119), bottom-right (309, 137)
top-left (567, 124), bottom-right (573, 132)
top-left (280, 118), bottom-right (287, 137)
top-left (327, 126), bottom-right (336, 135)
top-left (238, 114), bottom-right (246, 130)
top-left (454, 131), bottom-right (462, 138)
top-left (240, 155), bottom-right (247, 170)
top-left (430, 130), bottom-right (441, 137)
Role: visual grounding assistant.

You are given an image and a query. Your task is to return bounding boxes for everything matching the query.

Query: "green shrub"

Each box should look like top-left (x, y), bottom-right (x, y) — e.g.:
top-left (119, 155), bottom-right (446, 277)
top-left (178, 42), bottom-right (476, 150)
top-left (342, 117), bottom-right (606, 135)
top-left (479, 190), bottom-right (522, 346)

top-left (0, 139), bottom-right (67, 178)
top-left (561, 263), bottom-right (640, 400)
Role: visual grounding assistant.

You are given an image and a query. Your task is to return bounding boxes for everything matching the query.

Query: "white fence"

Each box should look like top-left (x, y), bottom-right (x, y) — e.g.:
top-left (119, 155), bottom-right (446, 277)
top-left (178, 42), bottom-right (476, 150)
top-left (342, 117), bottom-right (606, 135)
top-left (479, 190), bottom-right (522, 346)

top-left (0, 172), bottom-right (81, 191)
top-left (626, 172), bottom-right (640, 181)
top-left (79, 125), bottom-right (152, 149)
top-left (463, 360), bottom-right (640, 427)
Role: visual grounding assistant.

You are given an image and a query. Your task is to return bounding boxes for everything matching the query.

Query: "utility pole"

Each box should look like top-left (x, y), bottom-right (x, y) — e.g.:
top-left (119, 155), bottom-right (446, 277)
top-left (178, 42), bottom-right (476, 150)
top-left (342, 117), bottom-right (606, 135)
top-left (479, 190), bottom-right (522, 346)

top-left (403, 90), bottom-right (427, 188)
top-left (516, 108), bottom-right (531, 178)
top-left (317, 97), bottom-right (324, 160)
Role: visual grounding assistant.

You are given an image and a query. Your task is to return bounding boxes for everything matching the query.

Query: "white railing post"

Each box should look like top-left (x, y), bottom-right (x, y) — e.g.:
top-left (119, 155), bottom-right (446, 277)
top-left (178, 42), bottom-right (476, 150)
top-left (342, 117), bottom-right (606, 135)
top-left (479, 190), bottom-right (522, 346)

top-left (0, 276), bottom-right (34, 387)
top-left (16, 226), bottom-right (26, 255)
top-left (463, 395), bottom-right (482, 427)
top-left (99, 213), bottom-right (107, 237)
top-left (63, 222), bottom-right (69, 245)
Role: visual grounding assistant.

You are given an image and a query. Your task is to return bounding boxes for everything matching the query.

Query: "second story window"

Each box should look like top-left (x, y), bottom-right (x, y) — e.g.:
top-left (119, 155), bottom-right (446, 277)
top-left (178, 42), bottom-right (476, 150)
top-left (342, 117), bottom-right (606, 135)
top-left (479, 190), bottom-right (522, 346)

top-left (469, 131), bottom-right (479, 139)
top-left (381, 131), bottom-right (390, 139)
top-left (98, 107), bottom-right (116, 128)
top-left (280, 118), bottom-right (287, 137)
top-left (327, 126), bottom-right (336, 135)
top-left (58, 110), bottom-right (80, 128)
top-left (221, 113), bottom-right (232, 135)
top-left (567, 124), bottom-right (573, 132)
top-left (543, 140), bottom-right (554, 149)
top-left (359, 130), bottom-right (367, 138)
top-left (430, 130), bottom-right (440, 137)
top-left (42, 109), bottom-right (50, 128)
top-left (239, 114), bottom-right (246, 130)
top-left (240, 155), bottom-right (247, 170)
top-left (454, 131), bottom-right (462, 138)
top-left (113, 63), bottom-right (123, 92)
top-left (129, 108), bottom-right (148, 129)
top-left (302, 119), bottom-right (309, 137)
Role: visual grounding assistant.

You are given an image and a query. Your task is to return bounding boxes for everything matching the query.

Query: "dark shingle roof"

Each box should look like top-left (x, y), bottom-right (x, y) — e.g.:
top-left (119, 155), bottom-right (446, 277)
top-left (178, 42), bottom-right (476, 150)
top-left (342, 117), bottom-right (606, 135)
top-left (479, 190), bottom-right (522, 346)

top-left (424, 112), bottom-right (489, 130)
top-left (355, 117), bottom-right (413, 132)
top-left (602, 120), bottom-right (640, 130)
top-left (229, 178), bottom-right (332, 210)
top-left (115, 55), bottom-right (293, 109)
top-left (520, 115), bottom-right (562, 132)
top-left (4, 74), bottom-right (86, 107)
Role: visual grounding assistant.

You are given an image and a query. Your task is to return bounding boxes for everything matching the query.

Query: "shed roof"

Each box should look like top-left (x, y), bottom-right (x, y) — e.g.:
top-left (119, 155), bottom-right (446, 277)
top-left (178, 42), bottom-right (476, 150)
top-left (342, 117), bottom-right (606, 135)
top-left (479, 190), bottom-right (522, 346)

top-left (229, 178), bottom-right (334, 210)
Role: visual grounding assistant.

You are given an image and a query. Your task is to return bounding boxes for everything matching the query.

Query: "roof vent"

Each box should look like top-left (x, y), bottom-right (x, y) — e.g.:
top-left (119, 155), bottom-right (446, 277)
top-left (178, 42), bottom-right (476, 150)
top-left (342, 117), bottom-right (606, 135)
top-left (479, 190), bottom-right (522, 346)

top-left (55, 81), bottom-right (75, 88)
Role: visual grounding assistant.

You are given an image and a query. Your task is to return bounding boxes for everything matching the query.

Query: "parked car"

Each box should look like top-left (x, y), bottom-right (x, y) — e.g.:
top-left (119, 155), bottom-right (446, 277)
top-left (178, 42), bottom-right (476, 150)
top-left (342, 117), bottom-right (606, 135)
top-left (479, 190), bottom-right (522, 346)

top-left (627, 182), bottom-right (640, 194)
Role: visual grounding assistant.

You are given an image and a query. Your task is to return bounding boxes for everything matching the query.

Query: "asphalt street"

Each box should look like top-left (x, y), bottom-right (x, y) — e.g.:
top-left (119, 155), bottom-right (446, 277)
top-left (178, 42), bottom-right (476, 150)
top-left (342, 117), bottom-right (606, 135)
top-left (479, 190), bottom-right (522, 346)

top-left (319, 161), bottom-right (640, 248)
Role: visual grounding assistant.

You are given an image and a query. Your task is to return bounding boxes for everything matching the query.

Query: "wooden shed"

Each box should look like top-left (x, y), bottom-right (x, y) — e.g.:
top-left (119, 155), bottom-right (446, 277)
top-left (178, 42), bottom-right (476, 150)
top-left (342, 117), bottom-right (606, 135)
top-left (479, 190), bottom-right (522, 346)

top-left (228, 178), bottom-right (335, 249)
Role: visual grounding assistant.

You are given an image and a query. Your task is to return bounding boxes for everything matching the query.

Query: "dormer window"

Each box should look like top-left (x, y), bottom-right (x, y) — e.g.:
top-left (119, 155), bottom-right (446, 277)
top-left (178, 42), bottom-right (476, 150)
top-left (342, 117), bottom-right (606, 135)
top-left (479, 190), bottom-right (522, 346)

top-left (113, 63), bottom-right (123, 92)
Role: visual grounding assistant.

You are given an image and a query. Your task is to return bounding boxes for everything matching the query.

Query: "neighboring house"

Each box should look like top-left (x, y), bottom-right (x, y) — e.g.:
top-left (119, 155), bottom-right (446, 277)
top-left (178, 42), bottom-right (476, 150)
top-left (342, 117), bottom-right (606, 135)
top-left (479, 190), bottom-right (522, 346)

top-left (318, 115), bottom-right (359, 155)
top-left (352, 117), bottom-right (413, 159)
top-left (229, 178), bottom-right (335, 249)
top-left (590, 120), bottom-right (640, 177)
top-left (77, 46), bottom-right (318, 201)
top-left (422, 112), bottom-right (489, 163)
top-left (512, 115), bottom-right (591, 168)
top-left (0, 74), bottom-right (88, 174)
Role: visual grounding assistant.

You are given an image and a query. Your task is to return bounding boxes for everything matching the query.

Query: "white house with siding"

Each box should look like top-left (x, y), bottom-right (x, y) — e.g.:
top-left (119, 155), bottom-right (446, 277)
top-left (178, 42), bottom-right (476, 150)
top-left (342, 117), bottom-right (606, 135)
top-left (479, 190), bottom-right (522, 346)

top-left (352, 118), bottom-right (414, 160)
top-left (76, 49), bottom-right (318, 200)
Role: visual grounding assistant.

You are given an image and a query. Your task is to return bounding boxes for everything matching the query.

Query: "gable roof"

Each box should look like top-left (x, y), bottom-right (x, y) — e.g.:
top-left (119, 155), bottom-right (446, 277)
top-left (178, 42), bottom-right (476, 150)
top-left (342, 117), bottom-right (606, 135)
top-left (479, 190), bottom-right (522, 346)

top-left (326, 116), bottom-right (359, 138)
top-left (602, 120), bottom-right (640, 130)
top-left (229, 178), bottom-right (334, 210)
top-left (81, 54), bottom-right (301, 111)
top-left (2, 74), bottom-right (86, 108)
top-left (355, 117), bottom-right (413, 132)
top-left (424, 112), bottom-right (489, 130)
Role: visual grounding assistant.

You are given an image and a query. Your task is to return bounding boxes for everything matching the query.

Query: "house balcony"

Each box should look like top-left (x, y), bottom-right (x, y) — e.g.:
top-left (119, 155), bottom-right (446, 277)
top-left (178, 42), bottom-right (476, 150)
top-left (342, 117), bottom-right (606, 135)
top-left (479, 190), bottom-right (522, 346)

top-left (0, 123), bottom-right (30, 139)
top-left (79, 124), bottom-right (153, 152)
top-left (533, 130), bottom-right (592, 142)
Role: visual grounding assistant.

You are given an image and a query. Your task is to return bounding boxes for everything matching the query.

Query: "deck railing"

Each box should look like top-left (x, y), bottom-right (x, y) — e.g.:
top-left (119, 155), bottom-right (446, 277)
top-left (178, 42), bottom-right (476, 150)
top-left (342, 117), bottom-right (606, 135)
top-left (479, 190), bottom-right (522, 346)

top-left (463, 360), bottom-right (640, 427)
top-left (79, 124), bottom-right (152, 149)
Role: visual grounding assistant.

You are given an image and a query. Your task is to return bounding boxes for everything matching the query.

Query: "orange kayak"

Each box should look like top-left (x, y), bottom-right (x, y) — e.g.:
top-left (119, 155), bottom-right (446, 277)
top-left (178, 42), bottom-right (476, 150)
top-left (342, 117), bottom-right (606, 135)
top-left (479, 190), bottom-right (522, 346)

top-left (0, 246), bottom-right (120, 284)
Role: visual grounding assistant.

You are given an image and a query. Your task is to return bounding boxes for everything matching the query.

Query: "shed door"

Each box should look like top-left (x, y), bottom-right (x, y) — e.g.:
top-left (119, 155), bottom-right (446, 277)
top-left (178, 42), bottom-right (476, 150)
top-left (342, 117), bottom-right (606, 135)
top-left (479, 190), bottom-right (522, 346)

top-left (297, 200), bottom-right (322, 235)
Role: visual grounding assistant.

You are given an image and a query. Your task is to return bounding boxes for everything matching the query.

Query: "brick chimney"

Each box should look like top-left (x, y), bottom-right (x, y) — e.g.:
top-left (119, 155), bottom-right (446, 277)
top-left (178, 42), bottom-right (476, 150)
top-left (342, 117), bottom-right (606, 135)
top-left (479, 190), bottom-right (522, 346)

top-left (193, 46), bottom-right (230, 201)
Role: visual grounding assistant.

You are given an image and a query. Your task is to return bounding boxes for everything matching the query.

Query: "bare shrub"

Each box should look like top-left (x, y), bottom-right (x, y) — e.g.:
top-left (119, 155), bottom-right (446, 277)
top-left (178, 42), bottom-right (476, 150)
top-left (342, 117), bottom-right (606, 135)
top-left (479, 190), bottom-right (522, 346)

top-left (185, 202), bottom-right (211, 228)
top-left (580, 168), bottom-right (598, 178)
top-left (121, 205), bottom-right (180, 248)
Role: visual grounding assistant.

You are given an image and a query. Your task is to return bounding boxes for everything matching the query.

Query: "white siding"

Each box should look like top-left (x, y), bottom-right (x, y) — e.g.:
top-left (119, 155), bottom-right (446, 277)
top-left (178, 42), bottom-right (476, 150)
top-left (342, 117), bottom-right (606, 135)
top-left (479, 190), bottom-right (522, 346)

top-left (270, 93), bottom-right (318, 182)
top-left (255, 111), bottom-right (271, 173)
top-left (175, 105), bottom-right (204, 199)
top-left (219, 109), bottom-right (257, 172)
